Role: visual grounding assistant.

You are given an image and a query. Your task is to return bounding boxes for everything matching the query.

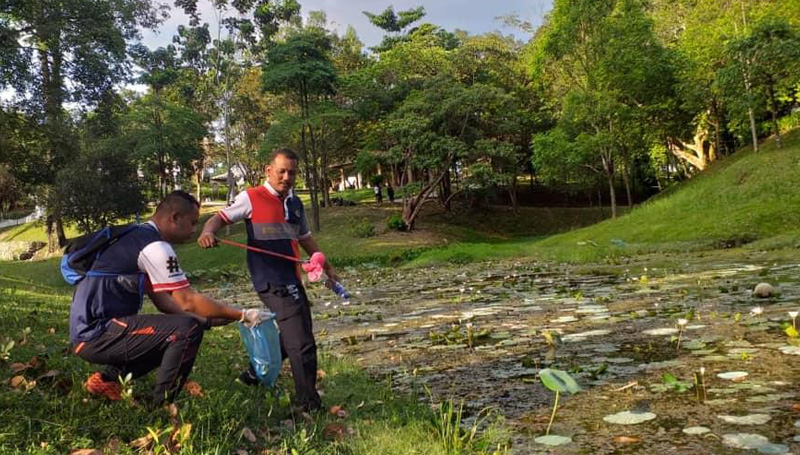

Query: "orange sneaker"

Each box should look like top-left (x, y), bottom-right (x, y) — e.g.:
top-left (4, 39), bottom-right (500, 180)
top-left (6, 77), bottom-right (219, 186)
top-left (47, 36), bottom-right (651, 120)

top-left (84, 372), bottom-right (122, 401)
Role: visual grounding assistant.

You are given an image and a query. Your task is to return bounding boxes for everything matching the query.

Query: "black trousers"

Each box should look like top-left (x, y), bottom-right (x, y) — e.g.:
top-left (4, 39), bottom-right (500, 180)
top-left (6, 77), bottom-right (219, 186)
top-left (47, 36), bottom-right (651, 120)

top-left (256, 283), bottom-right (321, 410)
top-left (76, 314), bottom-right (204, 405)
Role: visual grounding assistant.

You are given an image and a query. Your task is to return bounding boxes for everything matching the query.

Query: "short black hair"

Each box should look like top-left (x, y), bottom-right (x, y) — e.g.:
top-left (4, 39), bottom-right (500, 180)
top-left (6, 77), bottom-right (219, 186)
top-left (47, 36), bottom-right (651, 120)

top-left (268, 148), bottom-right (299, 164)
top-left (156, 190), bottom-right (200, 216)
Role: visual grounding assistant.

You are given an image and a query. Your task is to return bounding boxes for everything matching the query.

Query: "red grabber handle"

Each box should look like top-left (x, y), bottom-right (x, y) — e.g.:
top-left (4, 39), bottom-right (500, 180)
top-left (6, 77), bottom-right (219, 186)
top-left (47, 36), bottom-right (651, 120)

top-left (215, 237), bottom-right (305, 263)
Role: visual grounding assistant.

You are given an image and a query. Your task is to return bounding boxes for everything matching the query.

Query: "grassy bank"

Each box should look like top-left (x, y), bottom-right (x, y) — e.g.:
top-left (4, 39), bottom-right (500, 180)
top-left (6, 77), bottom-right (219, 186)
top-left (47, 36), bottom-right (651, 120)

top-left (410, 130), bottom-right (800, 266)
top-left (0, 280), bottom-right (508, 455)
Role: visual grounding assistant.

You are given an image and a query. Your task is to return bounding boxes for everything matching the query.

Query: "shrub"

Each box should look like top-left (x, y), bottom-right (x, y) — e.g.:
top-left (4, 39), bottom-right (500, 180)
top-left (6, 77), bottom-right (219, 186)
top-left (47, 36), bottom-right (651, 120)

top-left (386, 213), bottom-right (404, 231)
top-left (348, 217), bottom-right (375, 238)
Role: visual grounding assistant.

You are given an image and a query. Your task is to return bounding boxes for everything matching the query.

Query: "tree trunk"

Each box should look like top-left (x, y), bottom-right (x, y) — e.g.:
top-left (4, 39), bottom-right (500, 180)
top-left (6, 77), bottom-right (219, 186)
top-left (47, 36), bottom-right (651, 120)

top-left (711, 98), bottom-right (725, 156)
top-left (440, 167), bottom-right (451, 212)
top-left (402, 157), bottom-right (452, 230)
top-left (768, 85), bottom-right (782, 148)
top-left (602, 153), bottom-right (617, 218)
top-left (622, 165), bottom-right (633, 208)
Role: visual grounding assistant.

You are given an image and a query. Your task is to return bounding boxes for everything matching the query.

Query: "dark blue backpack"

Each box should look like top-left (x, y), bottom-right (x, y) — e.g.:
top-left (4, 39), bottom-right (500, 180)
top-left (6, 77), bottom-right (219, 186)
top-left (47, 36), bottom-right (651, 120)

top-left (60, 225), bottom-right (139, 285)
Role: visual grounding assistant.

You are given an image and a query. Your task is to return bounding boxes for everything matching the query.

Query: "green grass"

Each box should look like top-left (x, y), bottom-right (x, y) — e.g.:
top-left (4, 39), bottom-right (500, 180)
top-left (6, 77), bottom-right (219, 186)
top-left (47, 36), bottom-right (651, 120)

top-left (411, 129), bottom-right (800, 266)
top-left (0, 282), bottom-right (508, 455)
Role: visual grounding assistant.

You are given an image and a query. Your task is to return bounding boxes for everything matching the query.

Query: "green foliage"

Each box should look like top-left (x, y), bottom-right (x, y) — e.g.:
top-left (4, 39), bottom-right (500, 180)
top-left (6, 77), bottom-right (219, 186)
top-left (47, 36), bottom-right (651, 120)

top-left (121, 93), bottom-right (207, 197)
top-left (386, 213), bottom-right (405, 231)
top-left (0, 164), bottom-right (22, 217)
top-left (52, 146), bottom-right (146, 234)
top-left (720, 17), bottom-right (800, 142)
top-left (348, 217), bottom-right (376, 238)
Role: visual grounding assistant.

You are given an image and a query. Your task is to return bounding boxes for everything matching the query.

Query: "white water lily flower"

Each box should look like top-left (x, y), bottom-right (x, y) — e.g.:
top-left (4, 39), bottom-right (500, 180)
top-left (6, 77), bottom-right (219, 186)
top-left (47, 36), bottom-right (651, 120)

top-left (751, 306), bottom-right (764, 316)
top-left (700, 367), bottom-right (705, 375)
top-left (677, 318), bottom-right (688, 326)
top-left (789, 311), bottom-right (798, 319)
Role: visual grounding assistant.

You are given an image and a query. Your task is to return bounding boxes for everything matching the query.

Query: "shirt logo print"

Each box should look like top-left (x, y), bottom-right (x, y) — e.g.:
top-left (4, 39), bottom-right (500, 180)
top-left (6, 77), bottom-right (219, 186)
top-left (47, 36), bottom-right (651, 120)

top-left (166, 256), bottom-right (181, 274)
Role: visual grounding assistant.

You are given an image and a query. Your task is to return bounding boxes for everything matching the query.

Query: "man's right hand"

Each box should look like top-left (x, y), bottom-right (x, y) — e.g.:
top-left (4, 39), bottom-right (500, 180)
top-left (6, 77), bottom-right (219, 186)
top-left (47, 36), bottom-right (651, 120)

top-left (240, 308), bottom-right (263, 328)
top-left (197, 231), bottom-right (217, 249)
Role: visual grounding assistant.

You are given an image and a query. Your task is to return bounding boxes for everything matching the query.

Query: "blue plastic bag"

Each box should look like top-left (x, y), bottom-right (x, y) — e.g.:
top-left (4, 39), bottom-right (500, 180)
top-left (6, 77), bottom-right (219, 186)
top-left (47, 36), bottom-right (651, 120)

top-left (238, 312), bottom-right (282, 387)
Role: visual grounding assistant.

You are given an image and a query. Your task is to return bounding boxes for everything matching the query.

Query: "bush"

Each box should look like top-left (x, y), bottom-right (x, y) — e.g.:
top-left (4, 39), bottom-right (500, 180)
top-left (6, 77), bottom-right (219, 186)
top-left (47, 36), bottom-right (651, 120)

top-left (386, 213), bottom-right (405, 231)
top-left (348, 217), bottom-right (376, 238)
top-left (53, 146), bottom-right (146, 234)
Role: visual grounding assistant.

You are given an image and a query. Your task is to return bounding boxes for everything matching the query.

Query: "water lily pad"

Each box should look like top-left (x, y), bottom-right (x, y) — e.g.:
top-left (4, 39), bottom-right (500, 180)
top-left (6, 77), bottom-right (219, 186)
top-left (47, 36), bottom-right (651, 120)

top-left (717, 414), bottom-right (772, 425)
top-left (603, 411), bottom-right (657, 425)
top-left (539, 368), bottom-right (581, 394)
top-left (722, 433), bottom-right (788, 454)
top-left (682, 426), bottom-right (711, 435)
top-left (691, 349), bottom-right (718, 355)
top-left (643, 328), bottom-right (679, 336)
top-left (683, 340), bottom-right (707, 350)
top-left (562, 329), bottom-right (611, 342)
top-left (700, 355), bottom-right (730, 362)
top-left (746, 394), bottom-right (792, 403)
top-left (534, 435), bottom-right (572, 446)
top-left (717, 371), bottom-right (749, 381)
top-left (778, 346), bottom-right (800, 355)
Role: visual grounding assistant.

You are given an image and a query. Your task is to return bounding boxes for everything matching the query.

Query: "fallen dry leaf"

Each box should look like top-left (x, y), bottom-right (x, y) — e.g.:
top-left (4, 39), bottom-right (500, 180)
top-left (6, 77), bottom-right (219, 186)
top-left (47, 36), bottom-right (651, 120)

top-left (10, 363), bottom-right (30, 373)
top-left (129, 435), bottom-right (152, 449)
top-left (793, 403), bottom-right (800, 412)
top-left (241, 427), bottom-right (257, 443)
top-left (614, 436), bottom-right (641, 444)
top-left (234, 450), bottom-right (248, 455)
top-left (166, 403), bottom-right (179, 418)
top-left (316, 369), bottom-right (327, 380)
top-left (70, 449), bottom-right (102, 455)
top-left (36, 370), bottom-right (59, 381)
top-left (48, 328), bottom-right (56, 334)
top-left (9, 375), bottom-right (26, 389)
top-left (183, 380), bottom-right (203, 397)
top-left (323, 423), bottom-right (346, 441)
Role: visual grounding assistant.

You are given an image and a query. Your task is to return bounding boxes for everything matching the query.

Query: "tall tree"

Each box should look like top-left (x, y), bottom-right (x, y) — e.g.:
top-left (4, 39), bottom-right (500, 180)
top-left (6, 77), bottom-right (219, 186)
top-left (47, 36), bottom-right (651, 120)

top-left (263, 27), bottom-right (336, 232)
top-left (363, 5), bottom-right (426, 52)
top-left (721, 18), bottom-right (800, 149)
top-left (532, 0), bottom-right (673, 217)
top-left (1, 0), bottom-right (166, 250)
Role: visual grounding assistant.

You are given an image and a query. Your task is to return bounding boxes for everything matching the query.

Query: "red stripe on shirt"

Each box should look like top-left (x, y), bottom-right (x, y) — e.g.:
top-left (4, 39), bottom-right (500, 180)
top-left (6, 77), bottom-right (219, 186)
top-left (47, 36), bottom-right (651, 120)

top-left (151, 280), bottom-right (190, 292)
top-left (247, 187), bottom-right (287, 223)
top-left (218, 210), bottom-right (232, 224)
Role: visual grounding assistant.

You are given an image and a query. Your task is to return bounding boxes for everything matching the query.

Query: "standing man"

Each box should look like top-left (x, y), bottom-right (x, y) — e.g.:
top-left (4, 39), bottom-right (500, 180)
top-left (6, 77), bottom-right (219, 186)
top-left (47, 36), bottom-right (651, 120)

top-left (386, 184), bottom-right (395, 203)
top-left (197, 148), bottom-right (338, 412)
top-left (70, 191), bottom-right (262, 407)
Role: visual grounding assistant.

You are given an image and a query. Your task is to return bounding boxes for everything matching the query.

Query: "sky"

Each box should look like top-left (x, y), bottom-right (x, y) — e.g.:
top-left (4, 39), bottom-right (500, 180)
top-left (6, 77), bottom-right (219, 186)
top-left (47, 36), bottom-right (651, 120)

top-left (140, 0), bottom-right (554, 50)
top-left (0, 1), bottom-right (552, 103)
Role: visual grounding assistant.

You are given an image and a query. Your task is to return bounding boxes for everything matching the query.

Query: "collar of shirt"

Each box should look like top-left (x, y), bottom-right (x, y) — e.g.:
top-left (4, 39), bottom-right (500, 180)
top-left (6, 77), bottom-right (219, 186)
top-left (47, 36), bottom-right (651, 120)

top-left (264, 181), bottom-right (294, 221)
top-left (264, 181), bottom-right (294, 200)
top-left (145, 220), bottom-right (160, 232)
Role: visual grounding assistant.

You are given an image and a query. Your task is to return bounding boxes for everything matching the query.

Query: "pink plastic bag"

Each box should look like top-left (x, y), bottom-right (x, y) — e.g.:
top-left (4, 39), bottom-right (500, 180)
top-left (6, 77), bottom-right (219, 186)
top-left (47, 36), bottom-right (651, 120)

top-left (301, 252), bottom-right (326, 282)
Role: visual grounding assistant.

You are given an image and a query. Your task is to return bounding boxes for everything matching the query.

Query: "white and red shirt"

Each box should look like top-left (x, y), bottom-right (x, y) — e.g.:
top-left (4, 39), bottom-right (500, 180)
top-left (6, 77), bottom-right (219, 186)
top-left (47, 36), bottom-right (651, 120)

top-left (138, 221), bottom-right (190, 293)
